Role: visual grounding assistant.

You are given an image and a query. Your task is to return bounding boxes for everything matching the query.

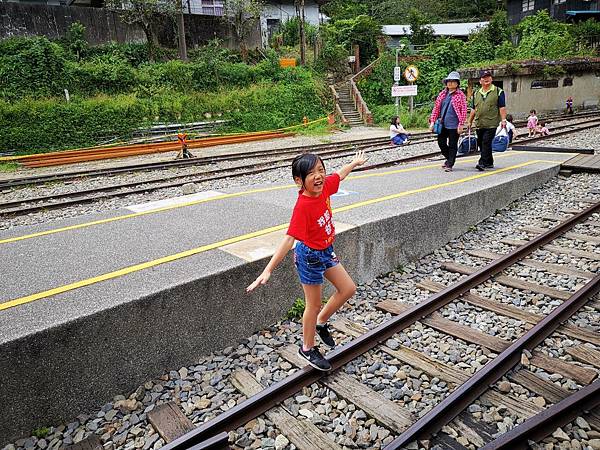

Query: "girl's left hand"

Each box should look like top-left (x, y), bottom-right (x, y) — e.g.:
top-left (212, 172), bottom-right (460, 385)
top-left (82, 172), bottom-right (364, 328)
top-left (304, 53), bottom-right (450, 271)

top-left (352, 150), bottom-right (367, 167)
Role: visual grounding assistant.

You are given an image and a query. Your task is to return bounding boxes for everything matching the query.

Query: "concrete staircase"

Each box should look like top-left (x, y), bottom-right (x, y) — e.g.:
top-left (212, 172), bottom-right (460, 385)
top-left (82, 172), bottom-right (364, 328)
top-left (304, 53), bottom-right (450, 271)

top-left (337, 84), bottom-right (364, 127)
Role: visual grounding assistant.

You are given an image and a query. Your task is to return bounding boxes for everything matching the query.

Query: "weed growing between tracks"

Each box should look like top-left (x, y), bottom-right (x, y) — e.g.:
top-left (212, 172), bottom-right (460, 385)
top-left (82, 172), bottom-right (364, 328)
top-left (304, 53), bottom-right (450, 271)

top-left (286, 297), bottom-right (330, 320)
top-left (0, 162), bottom-right (18, 172)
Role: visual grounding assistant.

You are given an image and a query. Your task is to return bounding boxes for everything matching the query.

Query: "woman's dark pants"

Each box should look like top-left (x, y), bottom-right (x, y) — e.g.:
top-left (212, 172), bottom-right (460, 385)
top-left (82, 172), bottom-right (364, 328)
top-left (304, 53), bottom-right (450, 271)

top-left (477, 128), bottom-right (496, 167)
top-left (437, 127), bottom-right (459, 167)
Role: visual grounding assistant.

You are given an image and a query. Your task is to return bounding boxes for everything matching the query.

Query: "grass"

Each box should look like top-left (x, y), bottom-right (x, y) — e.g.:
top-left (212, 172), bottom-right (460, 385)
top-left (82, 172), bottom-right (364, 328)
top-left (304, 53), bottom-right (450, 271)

top-left (294, 121), bottom-right (335, 137)
top-left (32, 428), bottom-right (50, 439)
top-left (286, 297), bottom-right (329, 320)
top-left (0, 162), bottom-right (18, 172)
top-left (371, 104), bottom-right (430, 130)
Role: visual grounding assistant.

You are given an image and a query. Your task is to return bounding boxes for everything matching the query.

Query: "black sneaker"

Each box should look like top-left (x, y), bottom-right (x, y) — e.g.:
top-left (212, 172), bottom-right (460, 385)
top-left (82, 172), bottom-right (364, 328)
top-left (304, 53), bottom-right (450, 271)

top-left (475, 164), bottom-right (485, 171)
top-left (298, 346), bottom-right (332, 371)
top-left (483, 164), bottom-right (494, 169)
top-left (316, 323), bottom-right (336, 348)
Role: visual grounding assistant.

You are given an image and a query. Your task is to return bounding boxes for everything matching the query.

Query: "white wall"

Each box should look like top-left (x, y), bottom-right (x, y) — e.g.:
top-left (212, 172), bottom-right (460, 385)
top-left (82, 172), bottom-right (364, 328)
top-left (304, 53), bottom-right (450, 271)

top-left (499, 73), bottom-right (600, 119)
top-left (260, 1), bottom-right (320, 47)
top-left (262, 1), bottom-right (320, 25)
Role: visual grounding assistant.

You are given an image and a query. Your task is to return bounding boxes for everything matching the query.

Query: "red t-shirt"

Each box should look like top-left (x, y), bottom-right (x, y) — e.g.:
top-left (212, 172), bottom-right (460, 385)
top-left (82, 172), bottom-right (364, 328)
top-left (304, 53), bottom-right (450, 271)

top-left (287, 173), bottom-right (340, 250)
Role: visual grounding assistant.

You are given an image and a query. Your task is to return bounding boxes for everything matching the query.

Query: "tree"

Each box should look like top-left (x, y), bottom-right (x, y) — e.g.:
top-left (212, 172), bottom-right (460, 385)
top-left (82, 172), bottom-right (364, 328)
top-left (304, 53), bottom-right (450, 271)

top-left (407, 8), bottom-right (434, 46)
top-left (321, 15), bottom-right (383, 65)
top-left (320, 0), bottom-right (368, 22)
top-left (105, 0), bottom-right (177, 61)
top-left (222, 0), bottom-right (264, 61)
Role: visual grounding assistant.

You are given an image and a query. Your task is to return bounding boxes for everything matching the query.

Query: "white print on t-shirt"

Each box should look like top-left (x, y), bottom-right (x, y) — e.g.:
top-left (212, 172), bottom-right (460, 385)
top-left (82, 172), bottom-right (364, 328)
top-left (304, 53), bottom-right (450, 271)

top-left (317, 209), bottom-right (333, 236)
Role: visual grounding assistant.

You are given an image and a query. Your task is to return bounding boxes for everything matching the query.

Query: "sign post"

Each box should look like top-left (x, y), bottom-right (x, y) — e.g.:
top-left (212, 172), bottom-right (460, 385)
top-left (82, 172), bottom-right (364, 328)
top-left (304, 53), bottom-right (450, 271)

top-left (403, 65), bottom-right (420, 114)
top-left (391, 85), bottom-right (418, 97)
top-left (393, 66), bottom-right (401, 117)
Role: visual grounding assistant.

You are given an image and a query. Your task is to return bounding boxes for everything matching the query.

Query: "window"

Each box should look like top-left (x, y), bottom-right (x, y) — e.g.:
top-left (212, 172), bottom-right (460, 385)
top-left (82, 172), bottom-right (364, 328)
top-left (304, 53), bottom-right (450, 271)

top-left (522, 0), bottom-right (535, 11)
top-left (531, 80), bottom-right (559, 89)
top-left (200, 0), bottom-right (223, 16)
top-left (563, 78), bottom-right (573, 86)
top-left (553, 0), bottom-right (566, 4)
top-left (511, 81), bottom-right (518, 92)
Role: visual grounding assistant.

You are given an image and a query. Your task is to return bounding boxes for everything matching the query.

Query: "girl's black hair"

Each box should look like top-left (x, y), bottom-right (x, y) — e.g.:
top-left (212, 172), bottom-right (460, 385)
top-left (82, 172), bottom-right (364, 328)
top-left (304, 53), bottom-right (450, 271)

top-left (506, 114), bottom-right (513, 122)
top-left (292, 153), bottom-right (325, 184)
top-left (390, 116), bottom-right (399, 125)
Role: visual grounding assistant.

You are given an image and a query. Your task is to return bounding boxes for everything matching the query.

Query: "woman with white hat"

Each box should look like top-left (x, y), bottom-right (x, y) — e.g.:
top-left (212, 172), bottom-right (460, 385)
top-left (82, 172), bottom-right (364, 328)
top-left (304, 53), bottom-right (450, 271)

top-left (429, 71), bottom-right (468, 172)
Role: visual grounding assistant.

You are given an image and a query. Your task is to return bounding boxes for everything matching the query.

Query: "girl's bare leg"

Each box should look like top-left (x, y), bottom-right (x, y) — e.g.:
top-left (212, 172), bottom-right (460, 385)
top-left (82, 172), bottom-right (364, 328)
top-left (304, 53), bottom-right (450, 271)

top-left (301, 283), bottom-right (323, 349)
top-left (318, 264), bottom-right (356, 324)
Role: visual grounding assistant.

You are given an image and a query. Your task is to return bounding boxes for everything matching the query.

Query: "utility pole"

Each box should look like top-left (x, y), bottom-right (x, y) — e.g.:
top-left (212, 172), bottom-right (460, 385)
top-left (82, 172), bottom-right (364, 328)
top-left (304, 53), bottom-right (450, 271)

top-left (296, 0), bottom-right (306, 65)
top-left (176, 3), bottom-right (188, 61)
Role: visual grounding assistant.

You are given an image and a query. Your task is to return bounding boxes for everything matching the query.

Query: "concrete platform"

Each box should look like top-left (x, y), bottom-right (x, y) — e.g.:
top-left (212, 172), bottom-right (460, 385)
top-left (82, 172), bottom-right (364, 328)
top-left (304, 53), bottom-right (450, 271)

top-left (0, 150), bottom-right (574, 443)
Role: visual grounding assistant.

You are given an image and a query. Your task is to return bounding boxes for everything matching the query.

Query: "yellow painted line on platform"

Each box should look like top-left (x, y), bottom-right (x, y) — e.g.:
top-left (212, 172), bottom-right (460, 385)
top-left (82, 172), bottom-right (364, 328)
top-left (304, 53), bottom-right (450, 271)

top-left (1, 159), bottom-right (554, 311)
top-left (0, 223), bottom-right (289, 312)
top-left (0, 154), bottom-right (490, 245)
top-left (336, 160), bottom-right (548, 212)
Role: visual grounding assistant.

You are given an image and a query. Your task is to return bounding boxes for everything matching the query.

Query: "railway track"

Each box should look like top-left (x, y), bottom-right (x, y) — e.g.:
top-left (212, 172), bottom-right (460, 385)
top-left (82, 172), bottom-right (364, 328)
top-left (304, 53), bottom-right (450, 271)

top-left (0, 134), bottom-right (430, 189)
top-left (1, 114), bottom-right (597, 218)
top-left (0, 135), bottom-right (439, 216)
top-left (150, 200), bottom-right (600, 450)
top-left (2, 111), bottom-right (598, 190)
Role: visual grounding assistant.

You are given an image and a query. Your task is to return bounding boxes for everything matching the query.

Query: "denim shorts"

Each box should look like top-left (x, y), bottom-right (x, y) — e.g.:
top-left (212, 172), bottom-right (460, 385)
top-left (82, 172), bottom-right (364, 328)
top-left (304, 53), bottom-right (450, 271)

top-left (294, 242), bottom-right (339, 285)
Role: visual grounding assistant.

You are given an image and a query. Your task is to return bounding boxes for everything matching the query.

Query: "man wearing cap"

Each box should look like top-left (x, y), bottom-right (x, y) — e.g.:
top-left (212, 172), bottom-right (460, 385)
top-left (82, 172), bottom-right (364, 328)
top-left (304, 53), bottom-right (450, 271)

top-left (429, 71), bottom-right (468, 172)
top-left (467, 70), bottom-right (507, 171)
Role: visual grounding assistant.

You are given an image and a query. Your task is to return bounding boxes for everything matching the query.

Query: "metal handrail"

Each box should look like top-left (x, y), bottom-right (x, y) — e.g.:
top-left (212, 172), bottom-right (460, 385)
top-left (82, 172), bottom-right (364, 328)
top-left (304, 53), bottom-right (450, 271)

top-left (349, 79), bottom-right (373, 125)
top-left (347, 55), bottom-right (382, 126)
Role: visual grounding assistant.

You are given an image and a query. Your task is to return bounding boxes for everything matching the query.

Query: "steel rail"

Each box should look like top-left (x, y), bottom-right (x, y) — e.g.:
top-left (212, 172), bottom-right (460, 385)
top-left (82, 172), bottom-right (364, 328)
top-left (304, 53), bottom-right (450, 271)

top-left (481, 380), bottom-right (600, 450)
top-left (513, 118), bottom-right (600, 145)
top-left (187, 432), bottom-right (230, 450)
top-left (384, 271), bottom-right (600, 449)
top-left (0, 135), bottom-right (432, 189)
top-left (12, 132), bottom-right (290, 162)
top-left (0, 147), bottom-right (442, 216)
top-left (161, 200), bottom-right (600, 450)
top-left (3, 112), bottom-right (596, 188)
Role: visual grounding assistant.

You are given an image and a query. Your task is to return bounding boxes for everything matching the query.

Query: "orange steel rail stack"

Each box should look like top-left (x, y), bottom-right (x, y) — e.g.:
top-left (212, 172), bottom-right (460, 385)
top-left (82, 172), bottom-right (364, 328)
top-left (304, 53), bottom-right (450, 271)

top-left (7, 131), bottom-right (293, 168)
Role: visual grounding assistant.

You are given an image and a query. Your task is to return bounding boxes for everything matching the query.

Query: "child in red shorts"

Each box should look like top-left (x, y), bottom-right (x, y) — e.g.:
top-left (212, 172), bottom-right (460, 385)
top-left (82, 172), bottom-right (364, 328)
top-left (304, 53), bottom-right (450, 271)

top-left (246, 151), bottom-right (367, 371)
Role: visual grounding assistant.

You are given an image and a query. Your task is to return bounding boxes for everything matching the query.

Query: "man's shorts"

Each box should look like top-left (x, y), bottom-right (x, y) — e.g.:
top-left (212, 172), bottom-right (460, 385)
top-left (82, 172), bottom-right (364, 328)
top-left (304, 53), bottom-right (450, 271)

top-left (294, 242), bottom-right (340, 285)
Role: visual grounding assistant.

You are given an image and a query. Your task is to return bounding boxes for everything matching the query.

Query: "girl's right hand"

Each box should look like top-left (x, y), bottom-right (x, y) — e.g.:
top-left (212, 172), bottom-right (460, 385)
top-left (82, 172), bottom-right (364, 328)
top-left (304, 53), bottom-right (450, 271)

top-left (246, 270), bottom-right (271, 292)
top-left (351, 150), bottom-right (367, 167)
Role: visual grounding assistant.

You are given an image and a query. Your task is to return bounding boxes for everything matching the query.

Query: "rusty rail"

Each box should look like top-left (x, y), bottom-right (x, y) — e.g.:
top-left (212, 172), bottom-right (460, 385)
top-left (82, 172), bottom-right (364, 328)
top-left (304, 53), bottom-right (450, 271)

top-left (7, 131), bottom-right (292, 168)
top-left (481, 380), bottom-right (600, 450)
top-left (161, 200), bottom-right (600, 450)
top-left (383, 201), bottom-right (600, 449)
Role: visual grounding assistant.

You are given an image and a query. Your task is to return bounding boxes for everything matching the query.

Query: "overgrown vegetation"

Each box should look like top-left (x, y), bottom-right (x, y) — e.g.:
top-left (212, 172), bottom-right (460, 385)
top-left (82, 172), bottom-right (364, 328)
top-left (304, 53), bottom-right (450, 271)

top-left (285, 297), bottom-right (328, 320)
top-left (0, 25), bottom-right (329, 153)
top-left (321, 0), bottom-right (500, 25)
top-left (2, 5), bottom-right (599, 153)
top-left (357, 10), bottom-right (599, 129)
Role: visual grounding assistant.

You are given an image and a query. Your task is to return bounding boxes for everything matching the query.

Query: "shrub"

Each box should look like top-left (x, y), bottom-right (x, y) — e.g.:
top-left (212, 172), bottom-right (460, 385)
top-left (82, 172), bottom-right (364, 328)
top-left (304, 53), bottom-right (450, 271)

top-left (315, 43), bottom-right (349, 80)
top-left (0, 72), bottom-right (328, 153)
top-left (0, 37), bottom-right (67, 99)
top-left (66, 55), bottom-right (137, 95)
top-left (371, 104), bottom-right (429, 129)
top-left (278, 17), bottom-right (319, 47)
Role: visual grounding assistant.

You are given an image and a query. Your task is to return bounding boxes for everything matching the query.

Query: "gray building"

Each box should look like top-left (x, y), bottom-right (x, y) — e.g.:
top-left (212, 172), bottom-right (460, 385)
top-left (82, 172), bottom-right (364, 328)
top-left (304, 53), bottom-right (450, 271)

top-left (460, 57), bottom-right (600, 119)
top-left (506, 0), bottom-right (600, 25)
top-left (0, 0), bottom-right (322, 49)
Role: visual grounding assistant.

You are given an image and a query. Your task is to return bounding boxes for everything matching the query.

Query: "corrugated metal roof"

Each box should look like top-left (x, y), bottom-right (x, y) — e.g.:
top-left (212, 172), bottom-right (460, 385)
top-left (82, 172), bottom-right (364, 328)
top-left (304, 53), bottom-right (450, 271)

top-left (382, 22), bottom-right (489, 37)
